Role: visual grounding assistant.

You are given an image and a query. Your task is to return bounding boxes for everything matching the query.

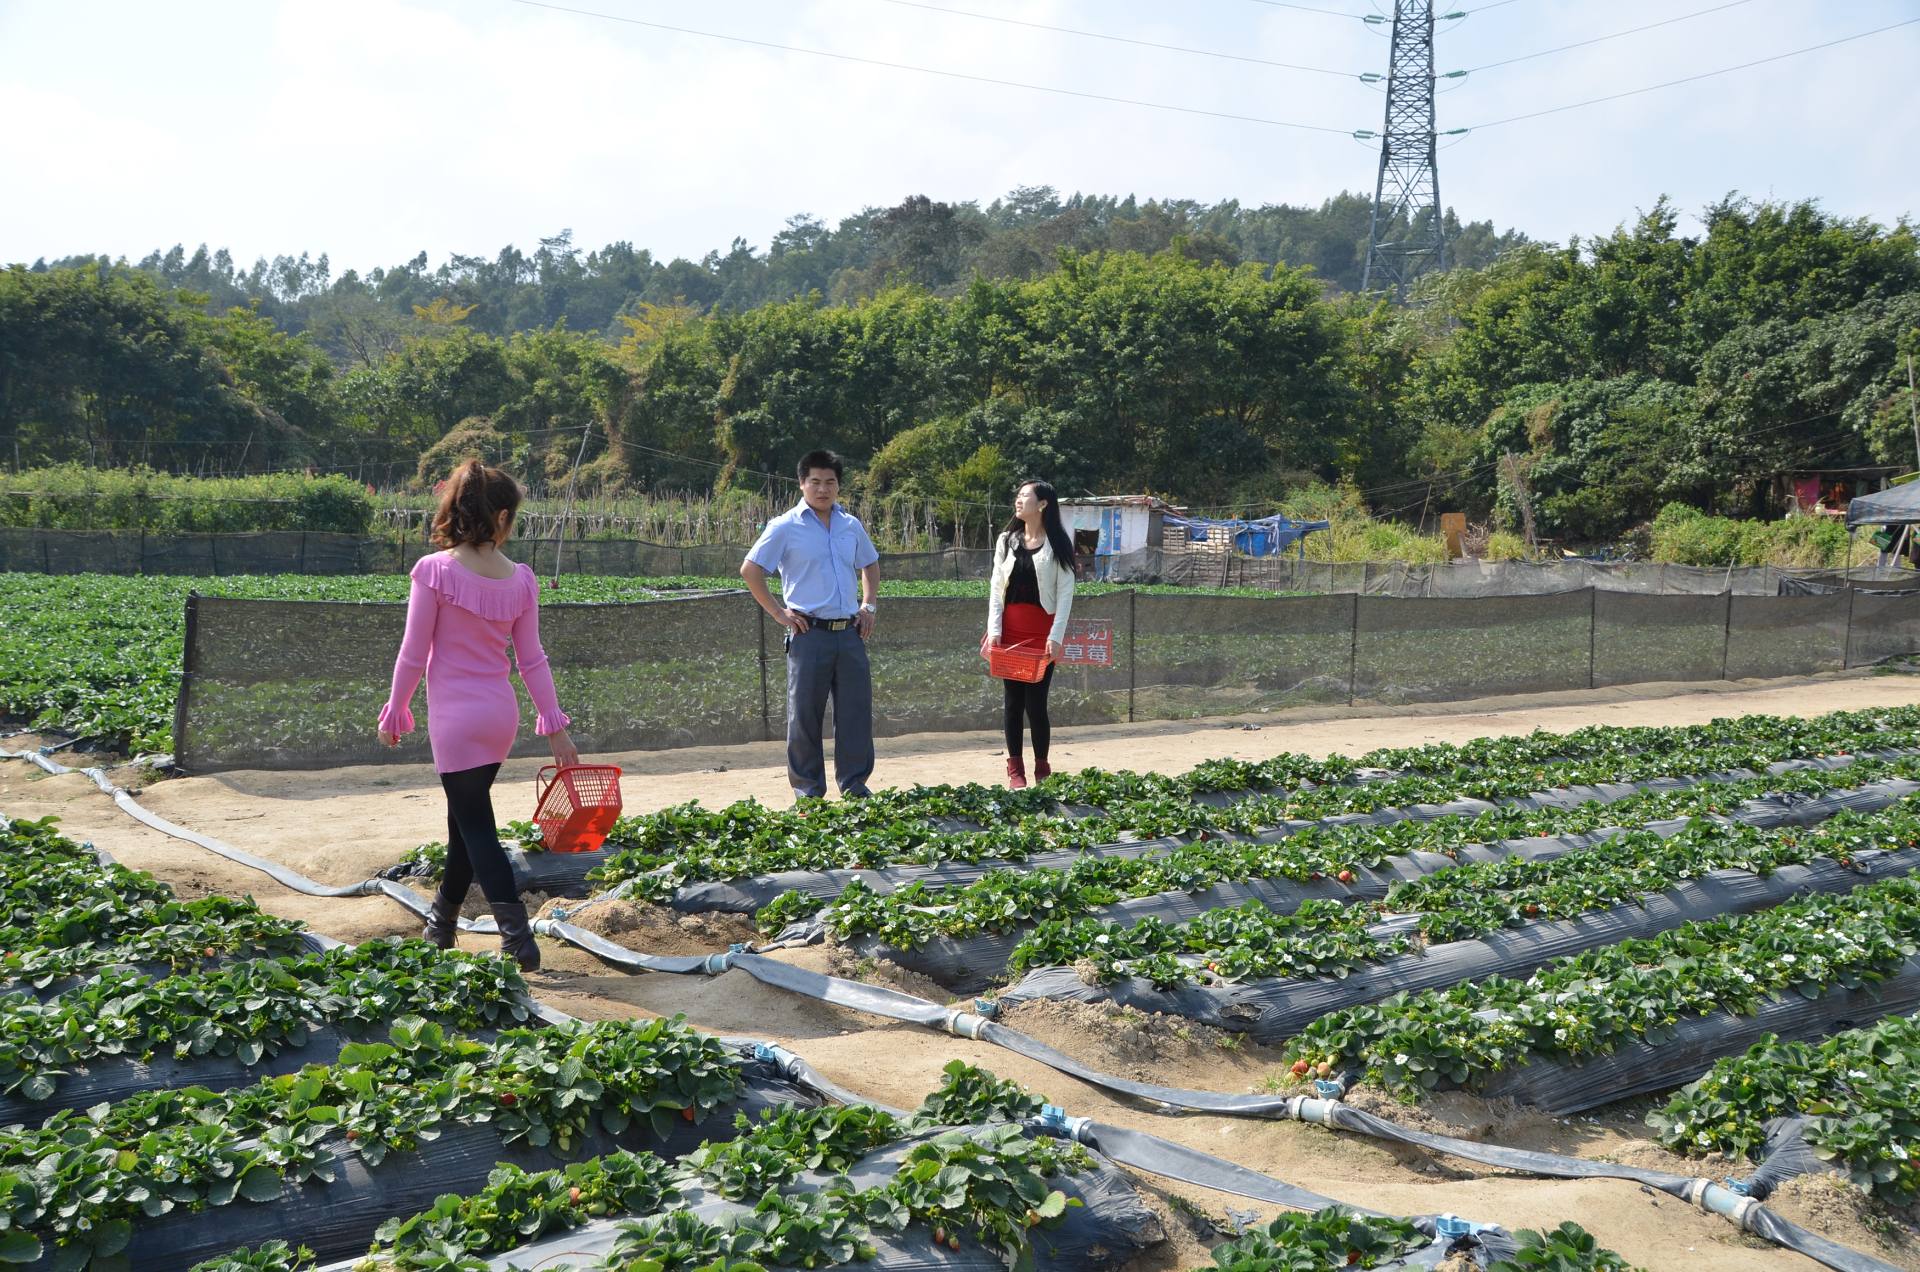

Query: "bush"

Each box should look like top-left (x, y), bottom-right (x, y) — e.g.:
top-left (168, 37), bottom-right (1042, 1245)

top-left (0, 466), bottom-right (375, 535)
top-left (1649, 501), bottom-right (1864, 568)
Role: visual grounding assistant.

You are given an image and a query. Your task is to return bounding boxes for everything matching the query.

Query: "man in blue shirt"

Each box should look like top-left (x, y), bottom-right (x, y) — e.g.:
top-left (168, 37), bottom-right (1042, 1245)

top-left (742, 449), bottom-right (881, 799)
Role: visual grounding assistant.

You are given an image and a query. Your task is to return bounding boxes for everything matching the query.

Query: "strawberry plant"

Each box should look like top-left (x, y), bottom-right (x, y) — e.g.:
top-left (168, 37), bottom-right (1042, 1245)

top-left (0, 1015), bottom-right (744, 1267)
top-left (0, 939), bottom-right (533, 1101)
top-left (1203, 1208), bottom-right (1424, 1270)
top-left (1285, 876), bottom-right (1920, 1096)
top-left (579, 708), bottom-right (1920, 900)
top-left (1649, 1013), bottom-right (1920, 1202)
top-left (196, 1064), bottom-right (1090, 1272)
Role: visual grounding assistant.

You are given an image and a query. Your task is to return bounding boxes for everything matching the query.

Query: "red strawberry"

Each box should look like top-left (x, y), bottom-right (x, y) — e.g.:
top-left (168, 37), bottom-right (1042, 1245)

top-left (1291, 1059), bottom-right (1310, 1077)
top-left (569, 1186), bottom-right (582, 1204)
top-left (1337, 870), bottom-right (1354, 884)
top-left (682, 1105), bottom-right (696, 1121)
top-left (500, 1092), bottom-right (517, 1108)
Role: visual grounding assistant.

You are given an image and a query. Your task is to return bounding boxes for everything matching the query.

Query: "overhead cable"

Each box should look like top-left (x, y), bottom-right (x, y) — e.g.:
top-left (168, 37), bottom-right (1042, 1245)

top-left (873, 0), bottom-right (1369, 81)
top-left (1463, 17), bottom-right (1920, 132)
top-left (507, 0), bottom-right (1355, 134)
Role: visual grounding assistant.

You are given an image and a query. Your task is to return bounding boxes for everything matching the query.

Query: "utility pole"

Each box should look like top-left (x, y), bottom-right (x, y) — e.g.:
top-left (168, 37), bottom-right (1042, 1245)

top-left (1361, 0), bottom-right (1448, 298)
top-left (1907, 353), bottom-right (1919, 470)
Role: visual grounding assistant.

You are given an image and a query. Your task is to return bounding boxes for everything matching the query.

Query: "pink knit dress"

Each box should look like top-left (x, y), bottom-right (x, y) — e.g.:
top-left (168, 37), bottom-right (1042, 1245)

top-left (377, 553), bottom-right (571, 774)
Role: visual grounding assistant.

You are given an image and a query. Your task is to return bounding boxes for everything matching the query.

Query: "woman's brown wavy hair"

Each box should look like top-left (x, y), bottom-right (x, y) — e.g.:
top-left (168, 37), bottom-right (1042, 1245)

top-left (430, 459), bottom-right (523, 549)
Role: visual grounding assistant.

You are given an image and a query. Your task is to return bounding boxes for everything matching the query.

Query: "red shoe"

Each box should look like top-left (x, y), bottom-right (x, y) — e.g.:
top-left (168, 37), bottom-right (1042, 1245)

top-left (1034, 759), bottom-right (1052, 782)
top-left (1006, 756), bottom-right (1028, 789)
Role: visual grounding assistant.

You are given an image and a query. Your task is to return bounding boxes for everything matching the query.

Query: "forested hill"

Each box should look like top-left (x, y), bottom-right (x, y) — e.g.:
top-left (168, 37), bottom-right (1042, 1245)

top-left (5, 195), bottom-right (1916, 547)
top-left (23, 188), bottom-right (1523, 345)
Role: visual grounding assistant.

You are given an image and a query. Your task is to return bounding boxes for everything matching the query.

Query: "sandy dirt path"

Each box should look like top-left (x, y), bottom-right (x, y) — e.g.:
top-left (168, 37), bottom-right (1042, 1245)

top-left (5, 670), bottom-right (1920, 1270)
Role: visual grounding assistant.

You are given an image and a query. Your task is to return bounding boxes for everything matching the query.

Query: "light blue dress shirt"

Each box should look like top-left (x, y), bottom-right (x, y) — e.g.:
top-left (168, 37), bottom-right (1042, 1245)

top-left (745, 501), bottom-right (879, 618)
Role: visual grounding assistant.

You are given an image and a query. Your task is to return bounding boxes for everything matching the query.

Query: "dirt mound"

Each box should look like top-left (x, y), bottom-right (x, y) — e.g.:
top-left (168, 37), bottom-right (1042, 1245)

top-left (1764, 1174), bottom-right (1920, 1272)
top-left (533, 896), bottom-right (758, 957)
top-left (1000, 997), bottom-right (1289, 1088)
top-left (821, 945), bottom-right (955, 1004)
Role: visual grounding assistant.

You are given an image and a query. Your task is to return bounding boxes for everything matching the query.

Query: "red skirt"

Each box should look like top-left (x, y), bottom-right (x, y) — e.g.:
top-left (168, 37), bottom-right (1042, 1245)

top-left (1001, 602), bottom-right (1052, 649)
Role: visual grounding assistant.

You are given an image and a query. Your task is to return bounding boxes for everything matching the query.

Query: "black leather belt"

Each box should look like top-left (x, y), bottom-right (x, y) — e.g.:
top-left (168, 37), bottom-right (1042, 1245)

top-left (801, 615), bottom-right (856, 631)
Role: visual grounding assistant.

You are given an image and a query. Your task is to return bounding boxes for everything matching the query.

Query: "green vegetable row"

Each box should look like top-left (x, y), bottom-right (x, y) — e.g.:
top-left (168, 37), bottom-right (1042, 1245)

top-left (0, 1014), bottom-right (744, 1268)
top-left (189, 1060), bottom-right (1083, 1272)
top-left (0, 939), bottom-right (534, 1101)
top-left (1649, 1013), bottom-right (1920, 1203)
top-left (1283, 874), bottom-right (1920, 1097)
top-left (789, 755), bottom-right (1920, 954)
top-left (586, 714), bottom-right (1920, 898)
top-left (1207, 1212), bottom-right (1639, 1272)
top-left (1010, 799), bottom-right (1920, 989)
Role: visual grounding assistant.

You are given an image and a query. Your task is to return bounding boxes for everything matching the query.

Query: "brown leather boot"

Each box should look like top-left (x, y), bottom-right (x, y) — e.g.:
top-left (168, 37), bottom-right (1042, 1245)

top-left (489, 901), bottom-right (542, 972)
top-left (1006, 755), bottom-right (1028, 790)
top-left (422, 888), bottom-right (460, 950)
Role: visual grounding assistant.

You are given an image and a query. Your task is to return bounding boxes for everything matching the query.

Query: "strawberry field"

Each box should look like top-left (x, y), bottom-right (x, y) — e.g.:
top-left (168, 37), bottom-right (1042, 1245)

top-left (359, 703), bottom-right (1920, 1268)
top-left (11, 577), bottom-right (1920, 1269)
top-left (0, 813), bottom-right (1657, 1271)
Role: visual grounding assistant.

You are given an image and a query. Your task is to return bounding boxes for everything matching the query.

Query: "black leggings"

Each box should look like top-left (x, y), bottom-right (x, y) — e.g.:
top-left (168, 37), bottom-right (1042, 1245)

top-left (1003, 664), bottom-right (1056, 762)
top-left (440, 763), bottom-right (518, 905)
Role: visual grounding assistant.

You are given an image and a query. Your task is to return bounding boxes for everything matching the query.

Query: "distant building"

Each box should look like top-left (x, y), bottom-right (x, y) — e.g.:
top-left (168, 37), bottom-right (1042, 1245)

top-left (1777, 467), bottom-right (1900, 519)
top-left (1058, 495), bottom-right (1183, 579)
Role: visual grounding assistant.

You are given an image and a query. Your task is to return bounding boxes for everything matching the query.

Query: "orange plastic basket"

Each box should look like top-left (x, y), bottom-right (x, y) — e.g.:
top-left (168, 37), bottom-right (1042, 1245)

top-left (986, 640), bottom-right (1050, 683)
top-left (533, 764), bottom-right (624, 853)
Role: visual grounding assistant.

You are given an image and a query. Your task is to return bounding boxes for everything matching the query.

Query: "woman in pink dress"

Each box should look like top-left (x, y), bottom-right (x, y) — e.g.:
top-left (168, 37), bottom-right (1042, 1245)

top-left (377, 460), bottom-right (578, 970)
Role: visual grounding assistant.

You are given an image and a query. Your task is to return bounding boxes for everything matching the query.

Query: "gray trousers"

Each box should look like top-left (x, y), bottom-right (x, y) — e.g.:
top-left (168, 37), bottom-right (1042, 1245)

top-left (785, 626), bottom-right (874, 798)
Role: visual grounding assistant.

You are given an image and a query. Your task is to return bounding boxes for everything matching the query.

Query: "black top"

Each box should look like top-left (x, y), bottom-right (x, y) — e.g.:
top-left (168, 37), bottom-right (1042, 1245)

top-left (1004, 538), bottom-right (1043, 607)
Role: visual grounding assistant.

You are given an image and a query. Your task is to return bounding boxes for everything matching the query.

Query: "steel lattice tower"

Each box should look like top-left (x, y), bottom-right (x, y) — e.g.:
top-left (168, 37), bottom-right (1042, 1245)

top-left (1361, 0), bottom-right (1445, 297)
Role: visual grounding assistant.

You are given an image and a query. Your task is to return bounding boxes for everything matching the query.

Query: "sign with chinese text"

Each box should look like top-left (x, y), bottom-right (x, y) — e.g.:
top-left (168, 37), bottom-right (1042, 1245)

top-left (1060, 618), bottom-right (1115, 668)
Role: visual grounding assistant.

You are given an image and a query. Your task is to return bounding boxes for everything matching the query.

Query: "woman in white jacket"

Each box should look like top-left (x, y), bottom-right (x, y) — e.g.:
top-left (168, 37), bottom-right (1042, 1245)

top-left (983, 479), bottom-right (1077, 788)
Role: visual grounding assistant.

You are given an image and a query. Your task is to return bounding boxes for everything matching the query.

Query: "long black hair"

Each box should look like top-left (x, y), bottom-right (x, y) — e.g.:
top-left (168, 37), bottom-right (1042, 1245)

top-left (1003, 479), bottom-right (1076, 565)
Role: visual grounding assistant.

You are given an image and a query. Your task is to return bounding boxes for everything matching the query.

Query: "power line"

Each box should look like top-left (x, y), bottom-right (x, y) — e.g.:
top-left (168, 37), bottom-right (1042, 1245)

top-left (1236, 0), bottom-right (1372, 20)
top-left (872, 0), bottom-right (1367, 81)
top-left (506, 0), bottom-right (1356, 134)
top-left (1463, 16), bottom-right (1920, 132)
top-left (1457, 0), bottom-right (1761, 75)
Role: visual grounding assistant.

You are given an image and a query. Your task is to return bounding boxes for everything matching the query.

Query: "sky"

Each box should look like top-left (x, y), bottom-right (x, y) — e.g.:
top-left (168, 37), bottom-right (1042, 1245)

top-left (2, 0), bottom-right (1916, 277)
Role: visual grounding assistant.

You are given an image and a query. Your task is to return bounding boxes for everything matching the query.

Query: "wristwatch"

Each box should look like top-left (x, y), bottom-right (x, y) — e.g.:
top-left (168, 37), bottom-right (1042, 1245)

top-left (858, 602), bottom-right (877, 614)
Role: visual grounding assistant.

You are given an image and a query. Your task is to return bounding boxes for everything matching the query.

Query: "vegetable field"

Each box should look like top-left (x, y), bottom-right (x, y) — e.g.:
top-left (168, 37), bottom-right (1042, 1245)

top-left (370, 704), bottom-right (1920, 1266)
top-left (0, 812), bottom-right (1647, 1271)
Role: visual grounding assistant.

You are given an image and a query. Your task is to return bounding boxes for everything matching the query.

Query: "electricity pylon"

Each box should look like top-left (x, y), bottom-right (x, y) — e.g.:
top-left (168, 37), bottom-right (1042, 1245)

top-left (1360, 0), bottom-right (1447, 298)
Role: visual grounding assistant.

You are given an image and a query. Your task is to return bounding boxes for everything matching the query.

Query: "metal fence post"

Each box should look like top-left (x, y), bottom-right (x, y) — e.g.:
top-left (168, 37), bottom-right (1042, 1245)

top-left (173, 593), bottom-right (199, 769)
top-left (1127, 590), bottom-right (1137, 724)
top-left (1588, 586), bottom-right (1597, 690)
top-left (758, 607), bottom-right (773, 742)
top-left (1347, 592), bottom-right (1361, 706)
top-left (1843, 583), bottom-right (1857, 670)
top-left (1721, 590), bottom-right (1734, 681)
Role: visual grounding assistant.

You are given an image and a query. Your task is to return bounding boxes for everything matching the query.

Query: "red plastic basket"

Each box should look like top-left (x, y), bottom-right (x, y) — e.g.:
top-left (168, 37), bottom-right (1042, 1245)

top-left (533, 764), bottom-right (624, 853)
top-left (986, 640), bottom-right (1050, 683)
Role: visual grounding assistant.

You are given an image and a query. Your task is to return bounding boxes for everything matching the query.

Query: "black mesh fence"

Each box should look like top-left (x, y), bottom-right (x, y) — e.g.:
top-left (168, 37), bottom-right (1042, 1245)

top-left (1593, 591), bottom-right (1729, 687)
top-left (173, 586), bottom-right (1916, 772)
top-left (1848, 592), bottom-right (1920, 667)
top-left (1352, 592), bottom-right (1593, 704)
top-left (175, 592), bottom-right (769, 771)
top-left (1725, 595), bottom-right (1849, 680)
top-left (1131, 594), bottom-right (1353, 717)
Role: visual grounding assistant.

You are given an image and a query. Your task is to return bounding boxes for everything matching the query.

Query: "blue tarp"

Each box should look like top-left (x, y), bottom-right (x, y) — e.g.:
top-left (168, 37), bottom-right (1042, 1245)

top-left (1168, 513), bottom-right (1329, 557)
